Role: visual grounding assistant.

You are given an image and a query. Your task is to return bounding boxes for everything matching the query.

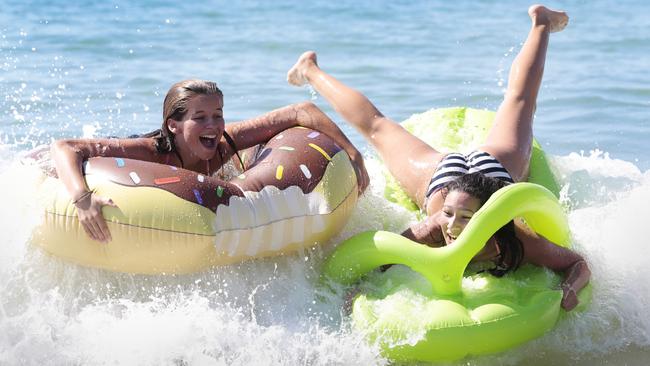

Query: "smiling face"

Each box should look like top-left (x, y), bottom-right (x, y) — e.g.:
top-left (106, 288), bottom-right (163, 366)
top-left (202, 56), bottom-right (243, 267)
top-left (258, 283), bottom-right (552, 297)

top-left (436, 190), bottom-right (482, 245)
top-left (167, 93), bottom-right (225, 164)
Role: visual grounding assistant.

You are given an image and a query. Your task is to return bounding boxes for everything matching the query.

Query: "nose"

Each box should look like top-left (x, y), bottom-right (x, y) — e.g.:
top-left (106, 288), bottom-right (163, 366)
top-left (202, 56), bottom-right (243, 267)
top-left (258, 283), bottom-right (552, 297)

top-left (208, 116), bottom-right (222, 126)
top-left (206, 117), bottom-right (225, 132)
top-left (447, 215), bottom-right (461, 234)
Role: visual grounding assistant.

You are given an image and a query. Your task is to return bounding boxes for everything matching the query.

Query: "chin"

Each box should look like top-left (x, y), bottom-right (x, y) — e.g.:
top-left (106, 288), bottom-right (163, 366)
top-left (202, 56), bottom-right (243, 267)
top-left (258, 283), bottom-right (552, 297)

top-left (198, 148), bottom-right (218, 161)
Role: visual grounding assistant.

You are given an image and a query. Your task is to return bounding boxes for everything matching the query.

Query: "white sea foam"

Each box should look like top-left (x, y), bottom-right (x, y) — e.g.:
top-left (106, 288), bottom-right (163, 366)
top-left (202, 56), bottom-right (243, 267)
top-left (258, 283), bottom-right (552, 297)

top-left (1, 148), bottom-right (649, 365)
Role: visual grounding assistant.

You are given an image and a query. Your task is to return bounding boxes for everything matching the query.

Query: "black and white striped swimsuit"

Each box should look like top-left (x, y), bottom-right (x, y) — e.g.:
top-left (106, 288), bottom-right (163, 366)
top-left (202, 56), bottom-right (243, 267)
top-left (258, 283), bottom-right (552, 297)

top-left (424, 150), bottom-right (514, 199)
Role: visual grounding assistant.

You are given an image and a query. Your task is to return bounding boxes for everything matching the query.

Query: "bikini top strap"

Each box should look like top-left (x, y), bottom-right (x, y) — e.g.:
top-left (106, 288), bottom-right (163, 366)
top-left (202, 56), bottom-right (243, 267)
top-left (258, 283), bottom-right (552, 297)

top-left (222, 131), bottom-right (246, 170)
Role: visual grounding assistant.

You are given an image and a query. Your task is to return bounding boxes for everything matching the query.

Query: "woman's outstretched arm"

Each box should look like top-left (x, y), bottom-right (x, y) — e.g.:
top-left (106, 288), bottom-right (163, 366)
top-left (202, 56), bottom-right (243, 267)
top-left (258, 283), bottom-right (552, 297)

top-left (50, 137), bottom-right (159, 242)
top-left (516, 220), bottom-right (591, 311)
top-left (225, 101), bottom-right (369, 193)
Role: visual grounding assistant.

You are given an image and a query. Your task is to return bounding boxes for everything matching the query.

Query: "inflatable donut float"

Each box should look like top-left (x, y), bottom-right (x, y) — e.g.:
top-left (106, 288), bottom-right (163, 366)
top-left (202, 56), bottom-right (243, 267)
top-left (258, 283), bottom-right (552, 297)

top-left (31, 127), bottom-right (358, 274)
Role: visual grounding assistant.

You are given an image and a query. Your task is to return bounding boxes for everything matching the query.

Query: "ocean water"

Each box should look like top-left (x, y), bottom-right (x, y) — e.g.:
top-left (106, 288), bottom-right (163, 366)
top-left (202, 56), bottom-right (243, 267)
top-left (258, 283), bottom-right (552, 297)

top-left (1, 1), bottom-right (649, 365)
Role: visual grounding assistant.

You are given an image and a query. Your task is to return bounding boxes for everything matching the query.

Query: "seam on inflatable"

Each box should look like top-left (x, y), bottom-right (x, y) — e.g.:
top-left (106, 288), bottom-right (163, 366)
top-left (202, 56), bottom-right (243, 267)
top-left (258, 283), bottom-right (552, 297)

top-left (43, 184), bottom-right (356, 236)
top-left (211, 185), bottom-right (356, 233)
top-left (43, 211), bottom-right (216, 236)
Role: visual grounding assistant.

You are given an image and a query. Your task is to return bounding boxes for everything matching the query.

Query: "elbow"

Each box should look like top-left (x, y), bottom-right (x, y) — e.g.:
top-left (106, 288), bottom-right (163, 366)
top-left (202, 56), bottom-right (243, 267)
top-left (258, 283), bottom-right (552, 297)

top-left (50, 139), bottom-right (70, 157)
top-left (291, 101), bottom-right (326, 127)
top-left (294, 101), bottom-right (317, 112)
top-left (51, 139), bottom-right (86, 162)
top-left (293, 101), bottom-right (323, 119)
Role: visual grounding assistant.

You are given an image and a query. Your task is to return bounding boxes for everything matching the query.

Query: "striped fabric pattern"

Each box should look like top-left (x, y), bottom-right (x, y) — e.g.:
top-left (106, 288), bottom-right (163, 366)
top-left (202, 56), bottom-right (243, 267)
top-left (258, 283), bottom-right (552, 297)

top-left (425, 150), bottom-right (514, 199)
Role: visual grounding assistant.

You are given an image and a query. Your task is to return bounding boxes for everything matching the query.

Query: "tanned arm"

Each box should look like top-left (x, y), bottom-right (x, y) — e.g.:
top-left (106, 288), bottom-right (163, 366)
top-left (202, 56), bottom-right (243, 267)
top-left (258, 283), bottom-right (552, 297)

top-left (50, 137), bottom-right (160, 242)
top-left (224, 102), bottom-right (368, 193)
top-left (515, 219), bottom-right (591, 311)
top-left (401, 213), bottom-right (444, 247)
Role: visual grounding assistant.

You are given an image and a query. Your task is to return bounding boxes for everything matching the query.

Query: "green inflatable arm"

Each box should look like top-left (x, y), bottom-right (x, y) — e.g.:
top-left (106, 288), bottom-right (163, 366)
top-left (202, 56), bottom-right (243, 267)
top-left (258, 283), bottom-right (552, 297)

top-left (322, 182), bottom-right (570, 295)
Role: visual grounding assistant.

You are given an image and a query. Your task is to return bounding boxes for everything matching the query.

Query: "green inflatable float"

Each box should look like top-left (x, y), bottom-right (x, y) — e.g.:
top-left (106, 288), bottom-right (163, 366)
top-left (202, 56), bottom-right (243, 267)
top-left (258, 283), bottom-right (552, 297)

top-left (322, 108), bottom-right (589, 363)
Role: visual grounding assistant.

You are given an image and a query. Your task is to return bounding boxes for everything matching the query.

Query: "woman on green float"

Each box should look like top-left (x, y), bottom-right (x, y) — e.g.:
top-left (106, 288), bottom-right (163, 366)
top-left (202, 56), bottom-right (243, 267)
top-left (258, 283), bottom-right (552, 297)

top-left (50, 80), bottom-right (369, 243)
top-left (288, 4), bottom-right (589, 310)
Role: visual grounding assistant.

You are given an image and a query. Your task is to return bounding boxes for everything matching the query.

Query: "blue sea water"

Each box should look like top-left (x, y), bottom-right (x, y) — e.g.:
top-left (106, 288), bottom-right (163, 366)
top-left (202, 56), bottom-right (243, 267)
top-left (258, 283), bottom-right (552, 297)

top-left (1, 1), bottom-right (649, 365)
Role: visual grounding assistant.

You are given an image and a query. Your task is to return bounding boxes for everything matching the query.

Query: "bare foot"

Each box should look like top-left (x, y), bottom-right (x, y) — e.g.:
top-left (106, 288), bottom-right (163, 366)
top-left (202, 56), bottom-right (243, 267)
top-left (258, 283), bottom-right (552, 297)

top-left (287, 51), bottom-right (318, 87)
top-left (528, 4), bottom-right (569, 33)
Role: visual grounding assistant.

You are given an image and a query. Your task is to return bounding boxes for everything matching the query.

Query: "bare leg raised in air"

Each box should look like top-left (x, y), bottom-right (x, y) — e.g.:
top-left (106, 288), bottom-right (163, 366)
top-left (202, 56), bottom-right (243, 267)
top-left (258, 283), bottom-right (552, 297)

top-left (479, 4), bottom-right (568, 183)
top-left (288, 52), bottom-right (443, 208)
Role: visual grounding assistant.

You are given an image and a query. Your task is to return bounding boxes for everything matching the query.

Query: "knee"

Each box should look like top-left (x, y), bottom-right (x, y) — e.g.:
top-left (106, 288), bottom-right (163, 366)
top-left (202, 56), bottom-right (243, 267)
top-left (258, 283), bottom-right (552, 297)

top-left (369, 116), bottom-right (398, 137)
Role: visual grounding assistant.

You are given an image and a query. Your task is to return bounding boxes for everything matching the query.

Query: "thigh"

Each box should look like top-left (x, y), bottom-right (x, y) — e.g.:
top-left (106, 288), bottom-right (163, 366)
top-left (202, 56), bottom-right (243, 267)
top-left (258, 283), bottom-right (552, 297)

top-left (478, 98), bottom-right (535, 182)
top-left (370, 117), bottom-right (445, 207)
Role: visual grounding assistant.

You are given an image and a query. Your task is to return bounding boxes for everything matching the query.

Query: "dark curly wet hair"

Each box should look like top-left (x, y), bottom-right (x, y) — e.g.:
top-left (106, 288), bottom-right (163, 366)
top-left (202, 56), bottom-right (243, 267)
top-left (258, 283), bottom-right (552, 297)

top-left (442, 172), bottom-right (524, 277)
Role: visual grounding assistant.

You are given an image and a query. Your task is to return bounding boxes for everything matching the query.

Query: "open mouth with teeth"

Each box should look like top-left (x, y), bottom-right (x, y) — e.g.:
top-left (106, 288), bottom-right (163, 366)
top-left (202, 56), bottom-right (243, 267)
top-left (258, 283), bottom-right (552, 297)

top-left (446, 232), bottom-right (459, 244)
top-left (199, 134), bottom-right (218, 149)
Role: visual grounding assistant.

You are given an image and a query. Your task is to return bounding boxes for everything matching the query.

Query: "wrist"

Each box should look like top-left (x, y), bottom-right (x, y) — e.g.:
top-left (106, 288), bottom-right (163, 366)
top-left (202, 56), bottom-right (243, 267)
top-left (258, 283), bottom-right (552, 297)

top-left (72, 190), bottom-right (93, 206)
top-left (560, 282), bottom-right (575, 294)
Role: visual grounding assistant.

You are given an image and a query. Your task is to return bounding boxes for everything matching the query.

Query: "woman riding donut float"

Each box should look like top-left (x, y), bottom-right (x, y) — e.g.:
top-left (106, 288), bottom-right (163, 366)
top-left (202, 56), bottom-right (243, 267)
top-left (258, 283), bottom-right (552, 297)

top-left (289, 4), bottom-right (591, 362)
top-left (31, 79), bottom-right (368, 274)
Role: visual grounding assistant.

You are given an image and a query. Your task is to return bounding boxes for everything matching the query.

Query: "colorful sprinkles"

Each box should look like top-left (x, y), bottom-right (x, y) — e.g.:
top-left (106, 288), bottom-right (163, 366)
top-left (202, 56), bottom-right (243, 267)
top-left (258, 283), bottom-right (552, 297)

top-left (276, 165), bottom-right (284, 180)
top-left (193, 189), bottom-right (203, 204)
top-left (279, 146), bottom-right (295, 151)
top-left (115, 158), bottom-right (125, 168)
top-left (307, 131), bottom-right (320, 139)
top-left (308, 143), bottom-right (332, 161)
top-left (154, 176), bottom-right (181, 185)
top-left (129, 172), bottom-right (141, 184)
top-left (299, 164), bottom-right (312, 179)
top-left (216, 186), bottom-right (224, 198)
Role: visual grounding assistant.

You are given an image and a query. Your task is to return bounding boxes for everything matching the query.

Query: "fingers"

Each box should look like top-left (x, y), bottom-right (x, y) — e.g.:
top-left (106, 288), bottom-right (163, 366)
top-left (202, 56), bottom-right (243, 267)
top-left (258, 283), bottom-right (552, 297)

top-left (94, 215), bottom-right (112, 242)
top-left (361, 167), bottom-right (370, 193)
top-left (77, 194), bottom-right (116, 243)
top-left (81, 220), bottom-right (99, 241)
top-left (81, 214), bottom-right (110, 243)
top-left (354, 165), bottom-right (367, 195)
top-left (94, 196), bottom-right (116, 242)
top-left (561, 287), bottom-right (578, 311)
top-left (350, 153), bottom-right (370, 195)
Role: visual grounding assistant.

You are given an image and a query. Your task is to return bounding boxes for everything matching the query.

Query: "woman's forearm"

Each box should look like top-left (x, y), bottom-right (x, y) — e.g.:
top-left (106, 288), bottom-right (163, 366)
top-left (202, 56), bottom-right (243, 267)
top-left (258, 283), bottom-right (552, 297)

top-left (227, 102), bottom-right (368, 192)
top-left (228, 102), bottom-right (356, 154)
top-left (50, 137), bottom-right (154, 200)
top-left (51, 140), bottom-right (92, 200)
top-left (401, 215), bottom-right (443, 246)
top-left (292, 102), bottom-right (359, 156)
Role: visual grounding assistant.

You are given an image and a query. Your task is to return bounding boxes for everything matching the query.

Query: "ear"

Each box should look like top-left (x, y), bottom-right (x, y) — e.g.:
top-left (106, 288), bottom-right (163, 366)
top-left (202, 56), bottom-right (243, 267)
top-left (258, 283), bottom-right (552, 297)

top-left (166, 118), bottom-right (180, 134)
